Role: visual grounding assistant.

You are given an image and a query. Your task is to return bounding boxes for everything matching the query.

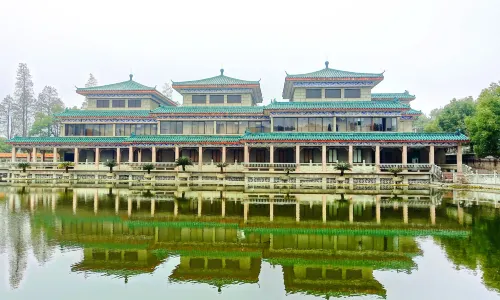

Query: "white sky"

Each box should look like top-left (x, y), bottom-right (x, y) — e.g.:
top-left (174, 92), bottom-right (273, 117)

top-left (1, 0), bottom-right (499, 114)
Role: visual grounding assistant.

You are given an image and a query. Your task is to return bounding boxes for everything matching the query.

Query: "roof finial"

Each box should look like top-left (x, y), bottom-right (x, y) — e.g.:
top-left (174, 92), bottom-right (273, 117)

top-left (325, 61), bottom-right (329, 68)
top-left (129, 74), bottom-right (133, 81)
top-left (220, 68), bottom-right (224, 76)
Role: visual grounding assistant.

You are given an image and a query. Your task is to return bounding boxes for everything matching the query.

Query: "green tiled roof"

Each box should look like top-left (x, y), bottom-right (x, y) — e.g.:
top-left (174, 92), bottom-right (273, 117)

top-left (286, 62), bottom-right (383, 79)
top-left (55, 110), bottom-right (152, 117)
top-left (77, 75), bottom-right (155, 91)
top-left (372, 91), bottom-right (416, 100)
top-left (172, 69), bottom-right (259, 86)
top-left (8, 136), bottom-right (127, 143)
top-left (241, 132), bottom-right (469, 142)
top-left (126, 135), bottom-right (241, 143)
top-left (266, 101), bottom-right (410, 110)
top-left (404, 109), bottom-right (422, 115)
top-left (152, 105), bottom-right (263, 114)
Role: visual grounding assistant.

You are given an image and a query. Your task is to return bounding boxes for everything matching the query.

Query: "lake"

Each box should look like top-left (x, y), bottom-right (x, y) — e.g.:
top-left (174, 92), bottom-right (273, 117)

top-left (1, 187), bottom-right (499, 300)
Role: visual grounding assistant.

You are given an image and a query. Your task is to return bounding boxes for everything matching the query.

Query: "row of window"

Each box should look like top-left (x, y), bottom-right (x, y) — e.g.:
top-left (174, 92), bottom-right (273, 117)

top-left (159, 121), bottom-right (271, 134)
top-left (65, 124), bottom-right (157, 136)
top-left (305, 88), bottom-right (361, 99)
top-left (273, 117), bottom-right (397, 132)
top-left (192, 95), bottom-right (242, 104)
top-left (64, 117), bottom-right (397, 136)
top-left (96, 99), bottom-right (142, 108)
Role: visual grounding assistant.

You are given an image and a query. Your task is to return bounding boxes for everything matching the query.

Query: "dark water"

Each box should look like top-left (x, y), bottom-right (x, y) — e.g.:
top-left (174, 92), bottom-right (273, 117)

top-left (1, 188), bottom-right (500, 300)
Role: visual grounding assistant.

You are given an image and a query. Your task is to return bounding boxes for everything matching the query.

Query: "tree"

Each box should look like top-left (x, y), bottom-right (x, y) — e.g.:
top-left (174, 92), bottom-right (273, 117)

top-left (105, 160), bottom-right (118, 173)
top-left (161, 82), bottom-right (173, 99)
top-left (335, 162), bottom-right (352, 176)
top-left (30, 86), bottom-right (64, 137)
top-left (143, 163), bottom-right (154, 174)
top-left (175, 156), bottom-right (193, 171)
top-left (58, 161), bottom-right (74, 173)
top-left (81, 73), bottom-right (98, 109)
top-left (17, 162), bottom-right (30, 172)
top-left (12, 63), bottom-right (35, 137)
top-left (466, 82), bottom-right (500, 157)
top-left (0, 95), bottom-right (15, 139)
top-left (437, 97), bottom-right (476, 134)
top-left (0, 137), bottom-right (12, 152)
top-left (216, 162), bottom-right (228, 173)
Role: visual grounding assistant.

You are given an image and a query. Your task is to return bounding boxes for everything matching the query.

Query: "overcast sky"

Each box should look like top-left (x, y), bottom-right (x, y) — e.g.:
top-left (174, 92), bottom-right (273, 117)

top-left (1, 0), bottom-right (499, 113)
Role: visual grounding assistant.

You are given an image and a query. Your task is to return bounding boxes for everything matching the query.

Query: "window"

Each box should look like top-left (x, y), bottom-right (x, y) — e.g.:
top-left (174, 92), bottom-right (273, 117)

top-left (65, 124), bottom-right (113, 136)
top-left (306, 89), bottom-right (322, 99)
top-left (373, 117), bottom-right (397, 132)
top-left (227, 95), bottom-right (242, 103)
top-left (238, 121), bottom-right (248, 134)
top-left (192, 95), bottom-right (206, 104)
top-left (160, 121), bottom-right (183, 134)
top-left (353, 149), bottom-right (363, 163)
top-left (112, 100), bottom-right (125, 108)
top-left (325, 89), bottom-right (341, 98)
top-left (344, 89), bottom-right (361, 98)
top-left (226, 121), bottom-right (239, 134)
top-left (336, 117), bottom-right (347, 132)
top-left (209, 95), bottom-right (224, 104)
top-left (327, 149), bottom-right (337, 163)
top-left (205, 121), bottom-right (214, 134)
top-left (191, 121), bottom-right (205, 134)
top-left (216, 121), bottom-right (226, 134)
top-left (273, 118), bottom-right (297, 132)
top-left (128, 99), bottom-right (141, 108)
top-left (96, 100), bottom-right (109, 108)
top-left (249, 121), bottom-right (269, 133)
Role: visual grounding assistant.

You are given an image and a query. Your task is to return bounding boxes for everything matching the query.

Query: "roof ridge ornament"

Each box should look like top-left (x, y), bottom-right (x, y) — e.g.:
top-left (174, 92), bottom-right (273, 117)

top-left (129, 74), bottom-right (133, 81)
top-left (325, 61), bottom-right (329, 69)
top-left (220, 68), bottom-right (224, 76)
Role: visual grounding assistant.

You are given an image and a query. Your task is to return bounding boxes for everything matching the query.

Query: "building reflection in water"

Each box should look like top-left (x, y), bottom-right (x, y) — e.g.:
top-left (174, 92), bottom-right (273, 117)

top-left (1, 187), bottom-right (499, 297)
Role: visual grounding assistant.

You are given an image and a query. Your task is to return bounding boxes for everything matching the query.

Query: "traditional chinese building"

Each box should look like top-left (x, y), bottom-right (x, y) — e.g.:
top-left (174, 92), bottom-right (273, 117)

top-left (7, 63), bottom-right (468, 179)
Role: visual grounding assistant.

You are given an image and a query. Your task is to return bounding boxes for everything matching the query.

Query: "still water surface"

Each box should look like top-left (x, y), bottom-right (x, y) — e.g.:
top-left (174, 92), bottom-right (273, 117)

top-left (0, 188), bottom-right (499, 300)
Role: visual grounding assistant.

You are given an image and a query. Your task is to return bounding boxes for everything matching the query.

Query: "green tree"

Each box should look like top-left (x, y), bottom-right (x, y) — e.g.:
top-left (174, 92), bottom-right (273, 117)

top-left (30, 86), bottom-right (64, 137)
top-left (175, 156), bottom-right (193, 171)
top-left (436, 97), bottom-right (476, 133)
top-left (0, 137), bottom-right (12, 152)
top-left (466, 82), bottom-right (500, 157)
top-left (12, 63), bottom-right (35, 137)
top-left (0, 95), bottom-right (15, 139)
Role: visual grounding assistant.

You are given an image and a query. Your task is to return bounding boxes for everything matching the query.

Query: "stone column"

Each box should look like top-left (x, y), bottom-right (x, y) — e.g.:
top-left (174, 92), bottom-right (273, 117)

top-left (348, 145), bottom-right (353, 165)
top-left (222, 146), bottom-right (226, 163)
top-left (95, 148), bottom-right (100, 167)
top-left (137, 149), bottom-right (142, 163)
top-left (269, 145), bottom-right (274, 165)
top-left (198, 146), bottom-right (203, 170)
top-left (244, 201), bottom-right (249, 223)
top-left (295, 145), bottom-right (300, 171)
top-left (53, 147), bottom-right (58, 163)
top-left (175, 146), bottom-right (180, 160)
top-left (74, 148), bottom-right (79, 165)
top-left (129, 146), bottom-right (133, 163)
top-left (333, 117), bottom-right (337, 132)
top-left (32, 147), bottom-right (37, 162)
top-left (429, 145), bottom-right (435, 165)
top-left (375, 145), bottom-right (380, 172)
top-left (456, 144), bottom-right (463, 173)
top-left (11, 147), bottom-right (16, 163)
top-left (127, 197), bottom-right (132, 217)
top-left (116, 148), bottom-right (121, 164)
top-left (402, 145), bottom-right (408, 167)
top-left (151, 199), bottom-right (155, 216)
top-left (221, 198), bottom-right (226, 217)
top-left (244, 144), bottom-right (249, 165)
top-left (152, 146), bottom-right (157, 163)
top-left (115, 194), bottom-right (120, 214)
top-left (322, 145), bottom-right (327, 172)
